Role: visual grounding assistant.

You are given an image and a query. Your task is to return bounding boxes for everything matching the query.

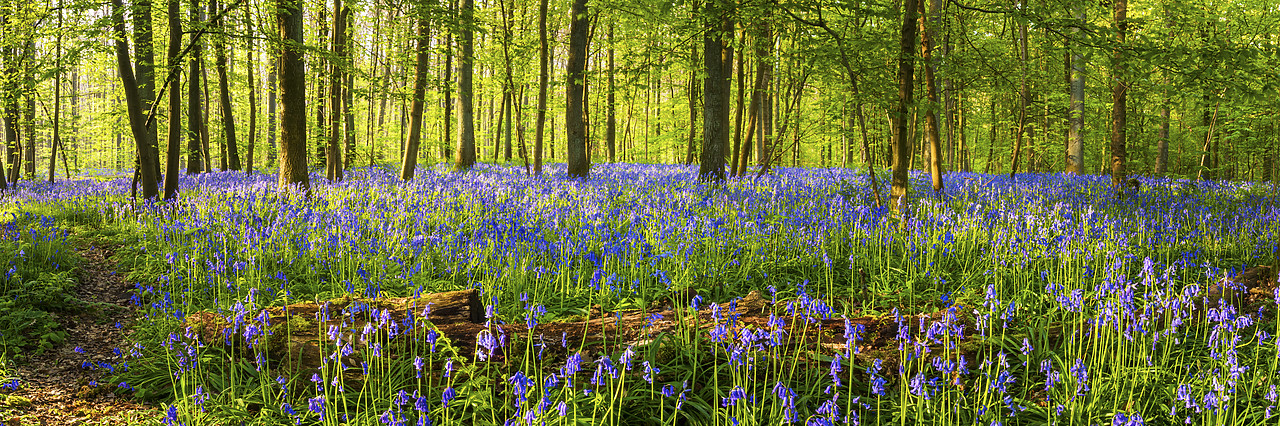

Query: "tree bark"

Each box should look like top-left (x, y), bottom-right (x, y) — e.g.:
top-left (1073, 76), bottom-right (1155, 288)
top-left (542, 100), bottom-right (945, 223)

top-left (1065, 7), bottom-right (1085, 174)
top-left (1109, 0), bottom-right (1128, 193)
top-left (187, 0), bottom-right (206, 174)
top-left (277, 0), bottom-right (310, 192)
top-left (698, 0), bottom-right (732, 181)
top-left (111, 0), bottom-right (160, 198)
top-left (564, 0), bottom-right (590, 178)
top-left (890, 0), bottom-right (919, 221)
top-left (453, 0), bottom-right (477, 170)
top-left (327, 0), bottom-right (346, 182)
top-left (1008, 6), bottom-right (1030, 179)
top-left (920, 0), bottom-right (944, 195)
top-left (163, 0), bottom-right (182, 199)
top-left (214, 0), bottom-right (241, 171)
top-left (401, 12), bottom-right (430, 180)
top-left (245, 4), bottom-right (257, 174)
top-left (533, 0), bottom-right (548, 174)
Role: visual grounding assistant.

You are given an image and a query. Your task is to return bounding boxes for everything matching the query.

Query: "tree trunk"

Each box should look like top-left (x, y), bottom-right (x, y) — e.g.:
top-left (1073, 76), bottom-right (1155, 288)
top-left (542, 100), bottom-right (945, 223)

top-left (214, 0), bottom-right (241, 171)
top-left (1110, 0), bottom-right (1128, 193)
top-left (246, 4), bottom-right (257, 174)
top-left (187, 0), bottom-right (205, 174)
top-left (891, 0), bottom-right (919, 221)
top-left (698, 0), bottom-right (732, 181)
top-left (731, 50), bottom-right (745, 176)
top-left (163, 0), bottom-right (182, 199)
top-left (277, 0), bottom-right (310, 192)
top-left (327, 0), bottom-right (346, 182)
top-left (134, 0), bottom-right (160, 179)
top-left (1065, 7), bottom-right (1085, 174)
top-left (533, 0), bottom-right (548, 174)
top-left (920, 0), bottom-right (944, 195)
top-left (111, 0), bottom-right (160, 198)
top-left (564, 0), bottom-right (590, 178)
top-left (49, 6), bottom-right (62, 184)
top-left (401, 13), bottom-right (430, 180)
top-left (453, 0), bottom-right (477, 170)
top-left (343, 8), bottom-right (355, 170)
top-left (606, 22), bottom-right (616, 163)
top-left (1008, 9), bottom-right (1030, 179)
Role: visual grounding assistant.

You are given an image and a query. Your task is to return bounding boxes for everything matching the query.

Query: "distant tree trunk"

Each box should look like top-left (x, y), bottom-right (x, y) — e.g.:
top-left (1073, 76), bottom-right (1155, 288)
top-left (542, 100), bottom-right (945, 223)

top-left (111, 0), bottom-right (160, 198)
top-left (606, 22), bottom-right (616, 163)
top-left (187, 0), bottom-right (205, 174)
top-left (49, 6), bottom-right (62, 184)
top-left (441, 12), bottom-right (454, 163)
top-left (1008, 5), bottom-right (1030, 179)
top-left (730, 50), bottom-right (745, 176)
top-left (245, 5), bottom-right (257, 174)
top-left (214, 0), bottom-right (241, 171)
top-left (401, 13), bottom-right (430, 180)
top-left (890, 0), bottom-right (919, 220)
top-left (134, 0), bottom-right (160, 179)
top-left (1065, 7), bottom-right (1085, 174)
top-left (22, 76), bottom-right (33, 180)
top-left (454, 0), bottom-right (477, 170)
top-left (0, 32), bottom-right (13, 190)
top-left (564, 0), bottom-right (590, 178)
top-left (327, 0), bottom-right (346, 182)
top-left (163, 0), bottom-right (182, 199)
top-left (533, 0), bottom-right (548, 174)
top-left (277, 0), bottom-right (309, 191)
top-left (1156, 97), bottom-right (1169, 174)
top-left (919, 0), bottom-right (944, 195)
top-left (1109, 0), bottom-right (1128, 193)
top-left (698, 0), bottom-right (732, 181)
top-left (343, 9), bottom-right (355, 169)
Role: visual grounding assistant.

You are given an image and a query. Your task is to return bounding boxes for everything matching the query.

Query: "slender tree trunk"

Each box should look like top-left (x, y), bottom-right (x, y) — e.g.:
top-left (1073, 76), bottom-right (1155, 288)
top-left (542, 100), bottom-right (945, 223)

top-left (267, 62), bottom-right (277, 167)
top-left (49, 3), bottom-right (64, 184)
top-left (245, 4), bottom-right (256, 174)
top-left (1110, 0), bottom-right (1128, 193)
top-left (402, 12), bottom-right (430, 180)
top-left (1156, 96), bottom-right (1169, 174)
top-left (343, 10), bottom-right (355, 169)
top-left (214, 0), bottom-right (240, 171)
top-left (920, 0), bottom-right (944, 195)
top-left (606, 22), bottom-right (616, 163)
top-left (187, 0), bottom-right (205, 174)
top-left (277, 0), bottom-right (309, 191)
top-left (533, 0), bottom-right (548, 174)
top-left (441, 8), bottom-right (454, 163)
top-left (454, 0), bottom-right (477, 170)
top-left (1066, 7), bottom-right (1085, 174)
top-left (731, 50), bottom-right (745, 176)
top-left (111, 0), bottom-right (160, 198)
top-left (327, 0), bottom-right (346, 181)
top-left (1009, 9), bottom-right (1030, 179)
top-left (134, 0), bottom-right (160, 179)
top-left (698, 0), bottom-right (732, 181)
top-left (163, 0), bottom-right (182, 199)
top-left (564, 0), bottom-right (590, 178)
top-left (891, 0), bottom-right (919, 221)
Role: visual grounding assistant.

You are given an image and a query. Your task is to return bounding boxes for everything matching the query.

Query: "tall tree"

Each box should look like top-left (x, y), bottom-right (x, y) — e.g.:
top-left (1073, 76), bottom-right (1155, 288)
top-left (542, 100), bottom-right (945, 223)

top-left (401, 6), bottom-right (430, 180)
top-left (533, 0), bottom-right (548, 174)
top-left (890, 0), bottom-right (919, 221)
top-left (1065, 5), bottom-right (1085, 174)
top-left (112, 0), bottom-right (161, 198)
top-left (134, 0), bottom-right (160, 179)
top-left (187, 0), bottom-right (206, 174)
top-left (328, 0), bottom-right (347, 181)
top-left (698, 0), bottom-right (732, 181)
top-left (163, 0), bottom-right (182, 199)
top-left (564, 0), bottom-right (590, 178)
top-left (1109, 0), bottom-right (1128, 192)
top-left (606, 22), bottom-right (616, 164)
top-left (213, 0), bottom-right (241, 171)
top-left (245, 3), bottom-right (257, 174)
top-left (453, 0), bottom-right (476, 170)
top-left (49, 2), bottom-right (63, 184)
top-left (919, 0), bottom-right (944, 195)
top-left (1008, 1), bottom-right (1030, 179)
top-left (277, 0), bottom-right (309, 191)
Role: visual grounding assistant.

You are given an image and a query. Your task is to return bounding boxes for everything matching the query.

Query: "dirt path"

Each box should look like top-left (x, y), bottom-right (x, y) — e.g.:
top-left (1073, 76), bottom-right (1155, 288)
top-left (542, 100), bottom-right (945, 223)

top-left (2, 245), bottom-right (156, 426)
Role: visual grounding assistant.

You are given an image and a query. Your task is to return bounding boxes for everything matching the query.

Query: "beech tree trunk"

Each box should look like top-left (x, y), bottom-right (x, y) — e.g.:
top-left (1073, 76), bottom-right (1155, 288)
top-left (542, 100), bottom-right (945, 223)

top-left (1109, 0), bottom-right (1128, 193)
top-left (564, 0), bottom-right (590, 178)
top-left (187, 0), bottom-right (206, 174)
top-left (214, 0), bottom-right (241, 171)
top-left (277, 0), bottom-right (310, 192)
top-left (163, 0), bottom-right (182, 199)
top-left (328, 0), bottom-right (347, 182)
top-left (698, 0), bottom-right (732, 181)
top-left (890, 0), bottom-right (919, 220)
top-left (920, 0), bottom-right (944, 195)
top-left (112, 0), bottom-right (160, 198)
top-left (453, 0), bottom-right (477, 170)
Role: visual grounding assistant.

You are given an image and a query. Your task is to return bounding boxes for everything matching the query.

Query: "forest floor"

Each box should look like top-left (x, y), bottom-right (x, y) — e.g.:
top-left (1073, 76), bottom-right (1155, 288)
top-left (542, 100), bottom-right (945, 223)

top-left (1, 244), bottom-right (156, 426)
